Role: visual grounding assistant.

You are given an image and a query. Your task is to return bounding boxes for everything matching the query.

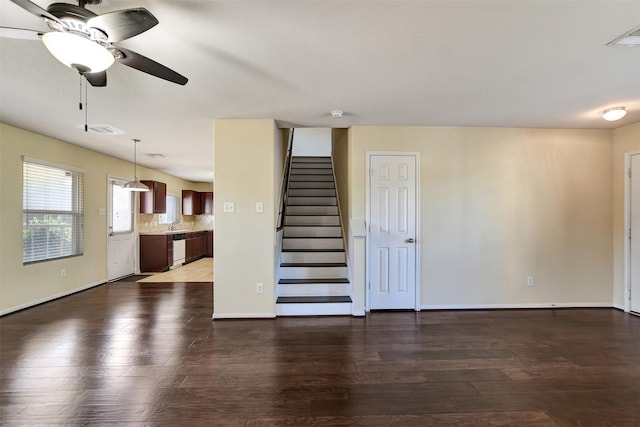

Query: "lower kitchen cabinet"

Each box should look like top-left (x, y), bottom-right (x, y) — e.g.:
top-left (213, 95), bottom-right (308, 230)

top-left (140, 231), bottom-right (213, 272)
top-left (140, 235), bottom-right (173, 272)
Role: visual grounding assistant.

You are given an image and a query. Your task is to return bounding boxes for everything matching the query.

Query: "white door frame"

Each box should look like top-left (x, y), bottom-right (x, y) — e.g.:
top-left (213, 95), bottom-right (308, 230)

top-left (624, 150), bottom-right (640, 313)
top-left (365, 151), bottom-right (421, 311)
top-left (107, 175), bottom-right (136, 281)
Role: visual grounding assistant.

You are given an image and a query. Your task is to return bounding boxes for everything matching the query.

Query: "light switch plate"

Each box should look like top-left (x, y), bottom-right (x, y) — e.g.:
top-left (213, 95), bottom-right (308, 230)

top-left (98, 208), bottom-right (106, 216)
top-left (223, 202), bottom-right (235, 213)
top-left (256, 202), bottom-right (264, 213)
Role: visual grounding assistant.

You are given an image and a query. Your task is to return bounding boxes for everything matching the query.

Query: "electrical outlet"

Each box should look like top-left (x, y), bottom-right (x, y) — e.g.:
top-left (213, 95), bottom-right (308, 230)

top-left (527, 276), bottom-right (534, 287)
top-left (256, 202), bottom-right (264, 213)
top-left (60, 268), bottom-right (66, 278)
top-left (224, 202), bottom-right (235, 213)
top-left (256, 282), bottom-right (264, 294)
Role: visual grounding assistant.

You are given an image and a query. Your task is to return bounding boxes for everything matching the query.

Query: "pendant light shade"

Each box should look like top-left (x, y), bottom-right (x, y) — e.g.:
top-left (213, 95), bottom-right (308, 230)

top-left (123, 139), bottom-right (149, 192)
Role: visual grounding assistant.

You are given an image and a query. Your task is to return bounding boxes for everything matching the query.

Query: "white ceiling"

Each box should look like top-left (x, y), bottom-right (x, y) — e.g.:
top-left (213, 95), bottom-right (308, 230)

top-left (1, 0), bottom-right (639, 183)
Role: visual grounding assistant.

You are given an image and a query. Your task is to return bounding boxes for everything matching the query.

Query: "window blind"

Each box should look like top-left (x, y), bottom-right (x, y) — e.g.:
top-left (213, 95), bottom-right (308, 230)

top-left (23, 158), bottom-right (84, 264)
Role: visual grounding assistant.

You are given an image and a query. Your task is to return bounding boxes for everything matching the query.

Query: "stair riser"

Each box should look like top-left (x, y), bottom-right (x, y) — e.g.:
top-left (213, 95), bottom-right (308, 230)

top-left (288, 189), bottom-right (336, 197)
top-left (290, 168), bottom-right (333, 175)
top-left (284, 226), bottom-right (342, 237)
top-left (277, 283), bottom-right (351, 296)
top-left (289, 181), bottom-right (335, 189)
top-left (281, 251), bottom-right (346, 263)
top-left (276, 302), bottom-right (352, 316)
top-left (288, 197), bottom-right (336, 206)
top-left (290, 175), bottom-right (334, 182)
top-left (292, 157), bottom-right (331, 163)
top-left (280, 266), bottom-right (347, 279)
top-left (283, 238), bottom-right (344, 250)
top-left (286, 205), bottom-right (339, 215)
top-left (284, 216), bottom-right (340, 225)
top-left (291, 163), bottom-right (333, 169)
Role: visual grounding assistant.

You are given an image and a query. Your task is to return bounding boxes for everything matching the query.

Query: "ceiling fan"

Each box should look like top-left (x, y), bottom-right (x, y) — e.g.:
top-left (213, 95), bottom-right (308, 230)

top-left (0, 0), bottom-right (188, 87)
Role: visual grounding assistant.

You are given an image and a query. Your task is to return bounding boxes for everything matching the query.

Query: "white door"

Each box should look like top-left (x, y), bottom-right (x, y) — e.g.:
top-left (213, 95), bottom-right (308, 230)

top-left (107, 177), bottom-right (135, 281)
top-left (631, 154), bottom-right (640, 314)
top-left (369, 154), bottom-right (418, 309)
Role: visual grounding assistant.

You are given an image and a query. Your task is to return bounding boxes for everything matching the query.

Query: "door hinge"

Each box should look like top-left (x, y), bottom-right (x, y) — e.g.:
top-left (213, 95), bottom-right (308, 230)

top-left (630, 168), bottom-right (632, 178)
top-left (630, 228), bottom-right (633, 240)
top-left (369, 168), bottom-right (374, 177)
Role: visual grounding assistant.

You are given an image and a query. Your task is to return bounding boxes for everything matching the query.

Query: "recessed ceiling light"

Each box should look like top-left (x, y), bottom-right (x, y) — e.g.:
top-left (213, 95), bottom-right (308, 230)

top-left (602, 106), bottom-right (627, 121)
top-left (331, 110), bottom-right (344, 118)
top-left (147, 153), bottom-right (167, 159)
top-left (607, 25), bottom-right (640, 47)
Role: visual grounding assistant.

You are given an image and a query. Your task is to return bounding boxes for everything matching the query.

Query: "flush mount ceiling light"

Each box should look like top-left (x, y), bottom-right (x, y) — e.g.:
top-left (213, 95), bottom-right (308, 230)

top-left (331, 110), bottom-right (344, 118)
top-left (42, 31), bottom-right (114, 73)
top-left (602, 106), bottom-right (627, 121)
top-left (123, 139), bottom-right (149, 192)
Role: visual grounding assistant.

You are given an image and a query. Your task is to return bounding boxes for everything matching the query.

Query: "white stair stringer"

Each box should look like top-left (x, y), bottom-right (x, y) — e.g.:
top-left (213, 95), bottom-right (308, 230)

top-left (277, 155), bottom-right (351, 316)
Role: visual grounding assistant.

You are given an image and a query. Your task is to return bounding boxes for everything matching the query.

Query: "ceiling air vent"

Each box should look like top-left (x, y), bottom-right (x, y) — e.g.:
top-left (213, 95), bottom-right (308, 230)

top-left (608, 25), bottom-right (640, 47)
top-left (87, 124), bottom-right (124, 135)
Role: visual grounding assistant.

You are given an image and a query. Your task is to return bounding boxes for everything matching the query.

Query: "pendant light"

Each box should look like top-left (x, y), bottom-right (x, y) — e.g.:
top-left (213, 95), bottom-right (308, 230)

top-left (123, 139), bottom-right (149, 192)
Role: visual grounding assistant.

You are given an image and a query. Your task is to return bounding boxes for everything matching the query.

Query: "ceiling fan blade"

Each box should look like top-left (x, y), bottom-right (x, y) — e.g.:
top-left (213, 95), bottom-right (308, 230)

top-left (0, 27), bottom-right (42, 40)
top-left (87, 8), bottom-right (158, 43)
top-left (10, 0), bottom-right (62, 24)
top-left (85, 71), bottom-right (107, 87)
top-left (115, 47), bottom-right (188, 85)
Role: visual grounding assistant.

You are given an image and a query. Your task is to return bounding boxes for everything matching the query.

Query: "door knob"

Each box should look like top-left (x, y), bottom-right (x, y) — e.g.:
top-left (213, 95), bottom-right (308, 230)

top-left (406, 238), bottom-right (415, 243)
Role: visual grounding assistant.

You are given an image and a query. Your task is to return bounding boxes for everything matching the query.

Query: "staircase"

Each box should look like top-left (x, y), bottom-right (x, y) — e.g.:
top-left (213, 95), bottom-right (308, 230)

top-left (276, 156), bottom-right (352, 316)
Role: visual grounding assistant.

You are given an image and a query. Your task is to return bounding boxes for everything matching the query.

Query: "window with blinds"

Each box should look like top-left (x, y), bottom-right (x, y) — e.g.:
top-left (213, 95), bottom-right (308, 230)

top-left (23, 158), bottom-right (84, 264)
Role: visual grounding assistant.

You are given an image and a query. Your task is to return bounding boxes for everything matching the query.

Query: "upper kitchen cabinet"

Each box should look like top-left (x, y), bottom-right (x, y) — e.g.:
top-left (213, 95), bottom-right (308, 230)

top-left (182, 190), bottom-right (202, 215)
top-left (203, 192), bottom-right (214, 214)
top-left (140, 180), bottom-right (167, 214)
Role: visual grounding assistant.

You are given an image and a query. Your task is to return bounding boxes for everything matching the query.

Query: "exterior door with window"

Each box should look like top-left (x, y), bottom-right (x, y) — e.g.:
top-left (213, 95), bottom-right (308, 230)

top-left (369, 154), bottom-right (418, 310)
top-left (107, 177), bottom-right (135, 281)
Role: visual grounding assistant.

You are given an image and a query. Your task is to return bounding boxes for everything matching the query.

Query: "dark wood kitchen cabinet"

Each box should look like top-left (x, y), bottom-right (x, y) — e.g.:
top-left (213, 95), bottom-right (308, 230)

top-left (139, 234), bottom-right (172, 272)
top-left (205, 230), bottom-right (214, 257)
top-left (185, 231), bottom-right (208, 263)
top-left (203, 192), bottom-right (214, 214)
top-left (182, 190), bottom-right (202, 215)
top-left (140, 180), bottom-right (166, 214)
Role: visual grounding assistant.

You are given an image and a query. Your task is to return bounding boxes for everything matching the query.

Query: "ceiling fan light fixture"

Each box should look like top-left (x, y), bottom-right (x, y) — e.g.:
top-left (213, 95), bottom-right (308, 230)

top-left (42, 31), bottom-right (114, 73)
top-left (602, 106), bottom-right (627, 121)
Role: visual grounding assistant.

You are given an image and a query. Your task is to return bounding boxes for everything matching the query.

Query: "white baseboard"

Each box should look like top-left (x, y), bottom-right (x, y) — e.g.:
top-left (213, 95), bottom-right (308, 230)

top-left (352, 310), bottom-right (366, 317)
top-left (421, 302), bottom-right (613, 310)
top-left (0, 280), bottom-right (105, 316)
top-left (212, 312), bottom-right (276, 319)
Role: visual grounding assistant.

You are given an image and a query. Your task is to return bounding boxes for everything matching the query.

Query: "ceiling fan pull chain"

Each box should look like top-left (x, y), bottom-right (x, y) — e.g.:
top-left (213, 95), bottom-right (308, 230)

top-left (84, 78), bottom-right (88, 132)
top-left (79, 75), bottom-right (83, 111)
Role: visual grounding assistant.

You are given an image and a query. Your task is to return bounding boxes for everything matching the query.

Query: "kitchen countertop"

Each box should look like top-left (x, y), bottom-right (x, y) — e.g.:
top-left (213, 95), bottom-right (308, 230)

top-left (139, 229), bottom-right (213, 236)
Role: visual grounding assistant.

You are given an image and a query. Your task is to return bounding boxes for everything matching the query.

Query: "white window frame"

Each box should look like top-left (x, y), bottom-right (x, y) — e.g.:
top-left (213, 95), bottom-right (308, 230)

top-left (23, 157), bottom-right (85, 264)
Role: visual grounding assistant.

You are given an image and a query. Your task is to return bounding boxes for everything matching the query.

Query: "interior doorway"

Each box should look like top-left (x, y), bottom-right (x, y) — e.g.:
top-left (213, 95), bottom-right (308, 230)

top-left (367, 152), bottom-right (420, 310)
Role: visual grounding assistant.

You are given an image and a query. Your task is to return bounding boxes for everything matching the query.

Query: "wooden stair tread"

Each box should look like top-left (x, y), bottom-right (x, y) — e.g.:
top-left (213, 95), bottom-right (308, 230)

top-left (276, 296), bottom-right (352, 304)
top-left (280, 262), bottom-right (347, 267)
top-left (282, 249), bottom-right (345, 253)
top-left (278, 278), bottom-right (350, 284)
top-left (283, 236), bottom-right (342, 239)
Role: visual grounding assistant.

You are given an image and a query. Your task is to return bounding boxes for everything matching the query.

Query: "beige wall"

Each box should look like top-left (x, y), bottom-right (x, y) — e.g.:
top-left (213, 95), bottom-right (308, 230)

top-left (213, 119), bottom-right (280, 318)
top-left (0, 123), bottom-right (208, 314)
top-left (612, 122), bottom-right (640, 309)
top-left (331, 128), bottom-right (350, 246)
top-left (349, 126), bottom-right (614, 308)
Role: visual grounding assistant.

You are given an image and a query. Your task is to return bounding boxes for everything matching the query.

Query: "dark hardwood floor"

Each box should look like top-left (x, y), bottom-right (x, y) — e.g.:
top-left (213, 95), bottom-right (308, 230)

top-left (1, 281), bottom-right (639, 426)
